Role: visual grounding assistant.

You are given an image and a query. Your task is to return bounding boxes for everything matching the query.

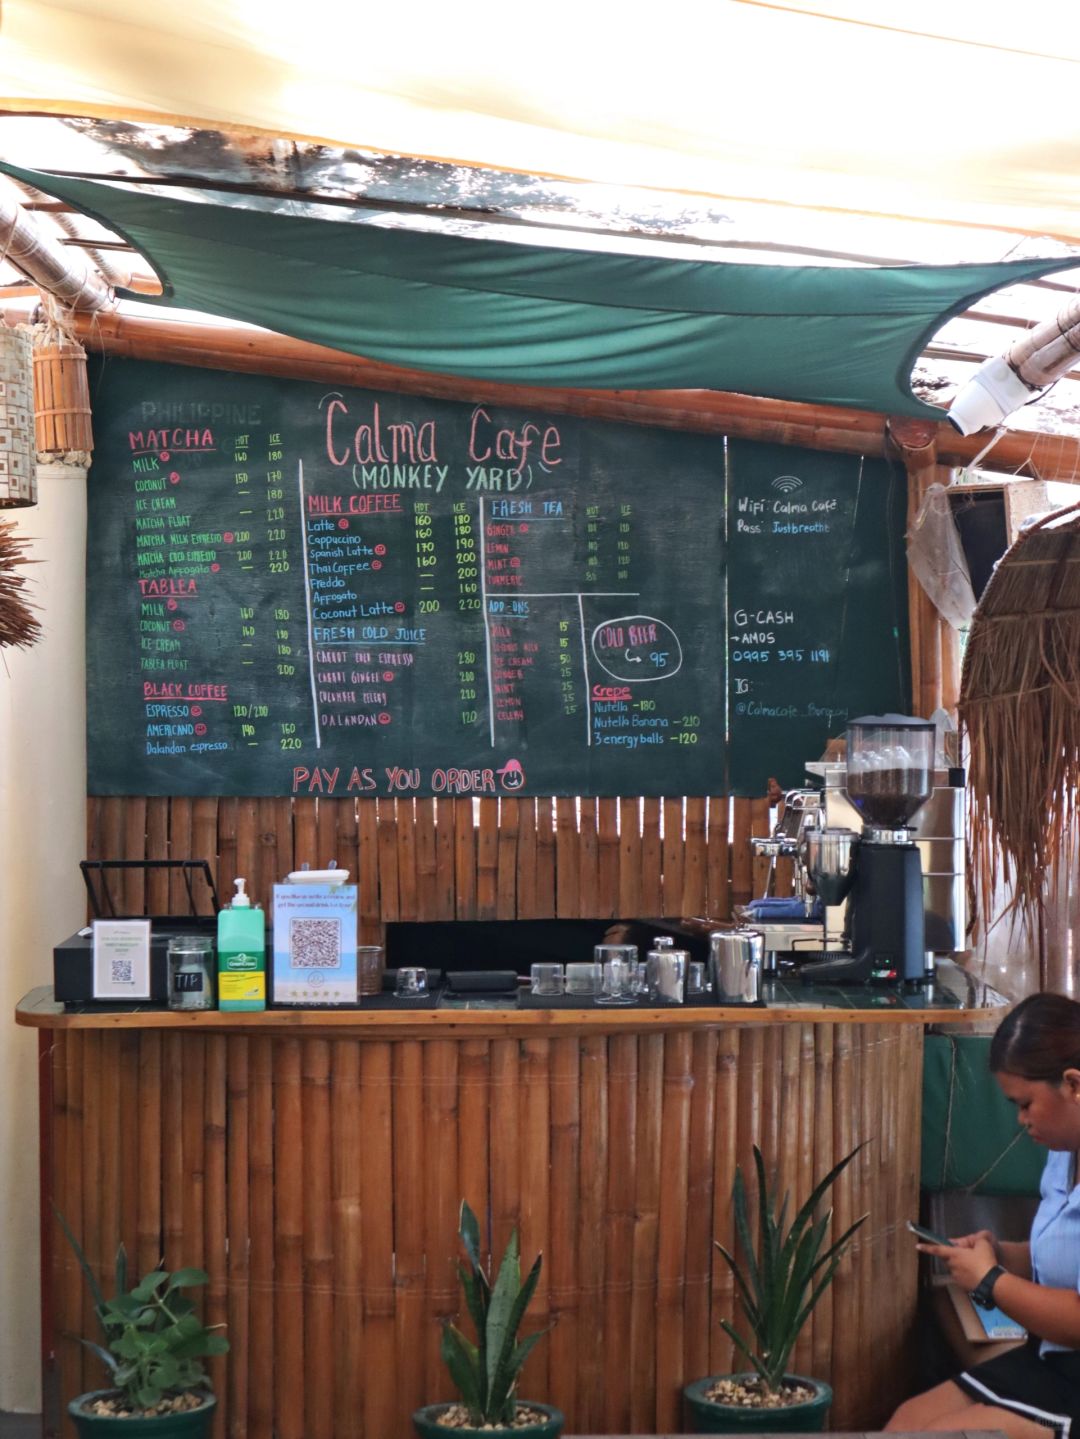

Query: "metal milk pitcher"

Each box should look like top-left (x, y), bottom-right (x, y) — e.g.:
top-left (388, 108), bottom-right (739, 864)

top-left (709, 929), bottom-right (764, 1004)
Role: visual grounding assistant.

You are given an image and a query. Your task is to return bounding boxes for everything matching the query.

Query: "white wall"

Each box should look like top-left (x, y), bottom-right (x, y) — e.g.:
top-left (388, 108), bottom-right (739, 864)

top-left (0, 462), bottom-right (87, 1412)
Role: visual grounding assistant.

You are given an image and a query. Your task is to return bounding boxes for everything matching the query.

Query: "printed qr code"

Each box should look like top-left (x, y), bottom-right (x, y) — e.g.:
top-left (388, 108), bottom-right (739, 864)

top-left (111, 958), bottom-right (134, 985)
top-left (289, 917), bottom-right (341, 968)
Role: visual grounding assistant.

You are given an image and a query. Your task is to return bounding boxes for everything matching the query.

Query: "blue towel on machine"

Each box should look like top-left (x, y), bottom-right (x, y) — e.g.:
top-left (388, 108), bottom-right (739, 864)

top-left (743, 897), bottom-right (821, 922)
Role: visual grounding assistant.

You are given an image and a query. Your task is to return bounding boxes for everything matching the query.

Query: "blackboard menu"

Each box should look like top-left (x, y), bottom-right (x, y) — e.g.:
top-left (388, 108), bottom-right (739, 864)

top-left (86, 359), bottom-right (909, 798)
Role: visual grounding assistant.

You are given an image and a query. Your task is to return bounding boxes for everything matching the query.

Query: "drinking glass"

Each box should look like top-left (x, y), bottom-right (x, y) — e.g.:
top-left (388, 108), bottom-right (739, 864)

top-left (530, 962), bottom-right (564, 996)
top-left (395, 966), bottom-right (428, 998)
top-left (565, 961), bottom-right (603, 997)
top-left (595, 944), bottom-right (638, 1005)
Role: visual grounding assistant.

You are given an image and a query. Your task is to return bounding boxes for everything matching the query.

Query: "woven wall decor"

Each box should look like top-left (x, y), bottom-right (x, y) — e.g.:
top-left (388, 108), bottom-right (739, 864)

top-left (0, 327), bottom-right (36, 506)
top-left (959, 500), bottom-right (1080, 933)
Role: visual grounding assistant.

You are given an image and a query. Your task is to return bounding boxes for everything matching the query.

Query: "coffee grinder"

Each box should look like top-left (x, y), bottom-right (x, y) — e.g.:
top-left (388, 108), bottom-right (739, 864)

top-left (800, 714), bottom-right (935, 984)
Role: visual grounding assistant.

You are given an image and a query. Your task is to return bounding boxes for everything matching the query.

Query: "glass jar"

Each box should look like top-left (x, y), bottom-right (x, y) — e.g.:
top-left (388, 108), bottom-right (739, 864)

top-left (166, 934), bottom-right (216, 1012)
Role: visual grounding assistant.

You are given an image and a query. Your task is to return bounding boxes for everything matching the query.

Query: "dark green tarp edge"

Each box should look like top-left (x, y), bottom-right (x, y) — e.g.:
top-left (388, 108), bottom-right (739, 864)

top-left (922, 1033), bottom-right (1043, 1196)
top-left (7, 162), bottom-right (1076, 418)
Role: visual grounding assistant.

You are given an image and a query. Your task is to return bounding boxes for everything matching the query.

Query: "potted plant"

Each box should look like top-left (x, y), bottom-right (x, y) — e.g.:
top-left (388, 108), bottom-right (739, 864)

top-left (60, 1216), bottom-right (228, 1438)
top-left (413, 1200), bottom-right (563, 1439)
top-left (683, 1144), bottom-right (866, 1433)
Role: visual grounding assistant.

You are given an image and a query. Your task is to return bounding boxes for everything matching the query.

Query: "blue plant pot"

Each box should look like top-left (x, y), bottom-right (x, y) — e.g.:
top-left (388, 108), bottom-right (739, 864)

top-left (683, 1374), bottom-right (832, 1433)
top-left (413, 1400), bottom-right (564, 1439)
top-left (68, 1391), bottom-right (216, 1439)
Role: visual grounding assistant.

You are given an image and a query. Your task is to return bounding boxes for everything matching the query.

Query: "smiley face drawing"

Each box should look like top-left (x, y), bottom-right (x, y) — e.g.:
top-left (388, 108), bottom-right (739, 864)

top-left (497, 758), bottom-right (526, 791)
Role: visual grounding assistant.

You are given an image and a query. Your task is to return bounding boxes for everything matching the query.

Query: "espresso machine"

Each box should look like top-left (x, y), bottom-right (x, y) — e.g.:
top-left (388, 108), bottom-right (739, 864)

top-left (798, 714), bottom-right (935, 984)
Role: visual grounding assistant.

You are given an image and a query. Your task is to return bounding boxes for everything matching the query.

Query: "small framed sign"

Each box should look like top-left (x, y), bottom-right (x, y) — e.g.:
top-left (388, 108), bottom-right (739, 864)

top-left (92, 919), bottom-right (152, 1000)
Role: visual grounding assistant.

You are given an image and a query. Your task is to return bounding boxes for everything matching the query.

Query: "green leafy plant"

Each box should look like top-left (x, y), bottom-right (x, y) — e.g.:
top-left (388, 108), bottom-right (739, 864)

top-left (58, 1212), bottom-right (228, 1412)
top-left (440, 1200), bottom-right (548, 1426)
top-left (715, 1144), bottom-right (867, 1395)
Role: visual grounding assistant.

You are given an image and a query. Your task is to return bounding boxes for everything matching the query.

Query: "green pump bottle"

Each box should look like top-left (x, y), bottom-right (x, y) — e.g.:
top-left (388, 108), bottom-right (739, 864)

top-left (217, 877), bottom-right (266, 1011)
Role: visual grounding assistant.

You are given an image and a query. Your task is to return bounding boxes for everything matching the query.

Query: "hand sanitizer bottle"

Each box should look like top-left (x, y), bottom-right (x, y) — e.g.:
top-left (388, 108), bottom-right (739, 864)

top-left (217, 877), bottom-right (266, 1011)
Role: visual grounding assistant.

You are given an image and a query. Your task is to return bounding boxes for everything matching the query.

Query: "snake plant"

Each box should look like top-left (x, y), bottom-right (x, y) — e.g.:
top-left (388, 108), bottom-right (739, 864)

top-left (716, 1144), bottom-right (867, 1395)
top-left (440, 1200), bottom-right (548, 1425)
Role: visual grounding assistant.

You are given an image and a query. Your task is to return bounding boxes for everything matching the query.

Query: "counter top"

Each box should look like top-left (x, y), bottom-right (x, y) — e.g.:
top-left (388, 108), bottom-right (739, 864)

top-left (16, 960), bottom-right (1007, 1033)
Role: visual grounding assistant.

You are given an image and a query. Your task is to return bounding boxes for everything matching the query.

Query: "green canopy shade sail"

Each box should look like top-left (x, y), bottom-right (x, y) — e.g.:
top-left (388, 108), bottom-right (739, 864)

top-left (6, 162), bottom-right (1074, 417)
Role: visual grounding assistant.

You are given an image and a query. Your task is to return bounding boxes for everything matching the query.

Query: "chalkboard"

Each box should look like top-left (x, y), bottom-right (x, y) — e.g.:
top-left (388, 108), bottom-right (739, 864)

top-left (86, 359), bottom-right (910, 799)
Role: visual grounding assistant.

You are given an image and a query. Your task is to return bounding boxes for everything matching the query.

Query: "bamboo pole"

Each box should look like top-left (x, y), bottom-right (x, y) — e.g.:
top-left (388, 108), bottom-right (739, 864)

top-left (490, 1040), bottom-right (521, 1259)
top-left (392, 1041), bottom-right (427, 1421)
top-left (39, 299), bottom-right (1080, 482)
top-left (273, 1042), bottom-right (304, 1439)
top-left (79, 1032), bottom-right (103, 1381)
top-left (603, 1033), bottom-right (637, 1435)
top-left (495, 798), bottom-right (519, 920)
top-left (397, 796), bottom-right (419, 919)
top-left (682, 798), bottom-right (707, 916)
top-left (710, 1028), bottom-right (741, 1377)
top-left (225, 1037), bottom-right (250, 1439)
top-left (597, 800), bottom-right (619, 918)
top-left (330, 1041), bottom-right (364, 1437)
top-left (432, 796), bottom-right (457, 920)
top-left (60, 1035), bottom-right (84, 1424)
top-left (181, 1036), bottom-right (207, 1274)
top-left (476, 796), bottom-right (498, 920)
top-left (535, 799), bottom-right (556, 916)
top-left (359, 1044), bottom-right (396, 1439)
top-left (247, 1038), bottom-right (274, 1439)
top-left (810, 1026), bottom-right (835, 1384)
top-left (423, 1041), bottom-right (460, 1404)
top-left (661, 797), bottom-right (685, 917)
top-left (617, 797), bottom-right (642, 918)
top-left (655, 1032), bottom-right (693, 1432)
top-left (684, 1030), bottom-right (718, 1386)
top-left (640, 799), bottom-right (663, 914)
top-left (792, 1025), bottom-right (816, 1379)
top-left (204, 1037), bottom-right (228, 1439)
top-left (555, 796), bottom-right (580, 918)
top-left (302, 1041), bottom-right (334, 1439)
top-left (630, 1034), bottom-right (663, 1432)
top-left (519, 1040), bottom-right (552, 1401)
top-left (706, 797), bottom-right (731, 921)
top-left (829, 1024), bottom-right (857, 1426)
top-left (515, 799), bottom-right (538, 919)
top-left (456, 1041), bottom-right (491, 1258)
top-left (578, 797), bottom-right (599, 917)
top-left (577, 1036), bottom-right (608, 1433)
top-left (453, 798), bottom-right (476, 919)
top-left (547, 1039), bottom-right (581, 1425)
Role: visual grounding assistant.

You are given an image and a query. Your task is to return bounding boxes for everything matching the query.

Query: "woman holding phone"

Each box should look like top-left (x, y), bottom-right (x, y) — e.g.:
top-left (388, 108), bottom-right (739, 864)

top-left (886, 992), bottom-right (1080, 1437)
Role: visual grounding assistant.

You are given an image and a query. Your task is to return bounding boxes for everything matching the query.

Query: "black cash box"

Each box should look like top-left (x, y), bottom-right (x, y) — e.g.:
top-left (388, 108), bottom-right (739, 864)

top-left (53, 918), bottom-right (220, 1005)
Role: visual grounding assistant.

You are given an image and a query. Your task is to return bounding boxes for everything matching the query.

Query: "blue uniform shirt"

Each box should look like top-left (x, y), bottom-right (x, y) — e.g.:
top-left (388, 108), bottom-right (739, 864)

top-left (1031, 1149), bottom-right (1080, 1354)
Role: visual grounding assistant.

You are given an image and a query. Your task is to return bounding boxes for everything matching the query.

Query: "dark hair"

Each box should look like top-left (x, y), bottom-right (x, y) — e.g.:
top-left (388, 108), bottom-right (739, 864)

top-left (990, 992), bottom-right (1080, 1081)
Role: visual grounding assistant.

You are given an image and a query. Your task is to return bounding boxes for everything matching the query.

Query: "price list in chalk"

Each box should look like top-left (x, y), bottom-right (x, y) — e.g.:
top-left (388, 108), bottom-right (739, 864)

top-left (725, 439), bottom-right (910, 791)
top-left (89, 358), bottom-right (907, 798)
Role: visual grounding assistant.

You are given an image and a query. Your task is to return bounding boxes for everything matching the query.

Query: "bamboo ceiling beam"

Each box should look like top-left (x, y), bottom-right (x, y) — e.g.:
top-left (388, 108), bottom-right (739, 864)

top-left (3, 297), bottom-right (1079, 481)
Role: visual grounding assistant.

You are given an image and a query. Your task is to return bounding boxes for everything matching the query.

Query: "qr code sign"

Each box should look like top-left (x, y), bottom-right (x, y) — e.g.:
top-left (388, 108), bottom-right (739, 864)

top-left (289, 917), bottom-right (341, 968)
top-left (111, 958), bottom-right (134, 985)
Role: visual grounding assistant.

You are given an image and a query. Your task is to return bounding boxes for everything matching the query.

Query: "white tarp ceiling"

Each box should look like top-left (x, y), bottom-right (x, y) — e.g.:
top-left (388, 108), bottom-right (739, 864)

top-left (5, 0), bottom-right (1080, 243)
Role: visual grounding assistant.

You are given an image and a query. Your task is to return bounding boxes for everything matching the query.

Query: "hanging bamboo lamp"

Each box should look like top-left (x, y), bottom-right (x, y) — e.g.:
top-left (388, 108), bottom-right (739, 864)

top-left (32, 335), bottom-right (93, 461)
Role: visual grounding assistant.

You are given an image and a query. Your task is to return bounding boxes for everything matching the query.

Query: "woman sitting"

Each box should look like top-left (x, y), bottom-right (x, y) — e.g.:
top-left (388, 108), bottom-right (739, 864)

top-left (887, 992), bottom-right (1080, 1438)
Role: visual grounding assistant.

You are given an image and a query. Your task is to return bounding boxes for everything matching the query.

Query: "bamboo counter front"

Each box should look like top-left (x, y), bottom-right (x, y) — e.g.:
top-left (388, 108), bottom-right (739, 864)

top-left (19, 967), bottom-right (1004, 1439)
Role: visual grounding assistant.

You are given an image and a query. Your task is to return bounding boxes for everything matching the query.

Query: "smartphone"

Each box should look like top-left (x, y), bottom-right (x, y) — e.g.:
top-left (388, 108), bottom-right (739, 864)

top-left (907, 1220), bottom-right (955, 1247)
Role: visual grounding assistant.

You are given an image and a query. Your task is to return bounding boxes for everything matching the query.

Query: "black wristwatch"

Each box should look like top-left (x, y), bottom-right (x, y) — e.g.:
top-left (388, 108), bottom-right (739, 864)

top-left (970, 1264), bottom-right (1006, 1309)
